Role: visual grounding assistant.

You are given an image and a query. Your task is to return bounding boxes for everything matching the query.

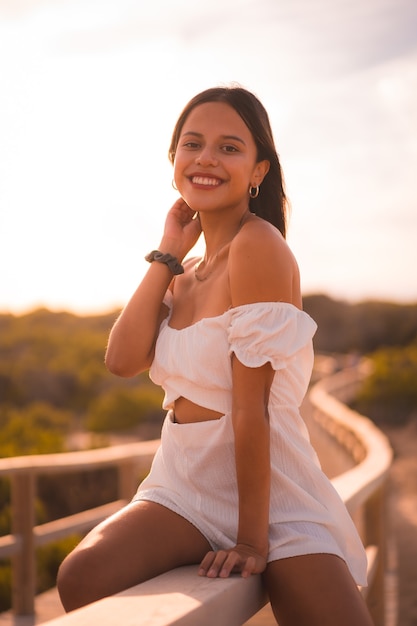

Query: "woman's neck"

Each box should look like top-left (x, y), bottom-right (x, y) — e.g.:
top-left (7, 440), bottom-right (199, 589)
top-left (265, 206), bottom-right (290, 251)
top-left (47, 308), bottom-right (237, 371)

top-left (200, 208), bottom-right (250, 260)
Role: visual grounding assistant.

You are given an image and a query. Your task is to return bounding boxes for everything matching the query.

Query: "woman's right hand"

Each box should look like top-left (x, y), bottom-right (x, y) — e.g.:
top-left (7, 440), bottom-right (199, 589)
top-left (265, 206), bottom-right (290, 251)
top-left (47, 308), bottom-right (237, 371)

top-left (198, 544), bottom-right (267, 579)
top-left (159, 198), bottom-right (202, 260)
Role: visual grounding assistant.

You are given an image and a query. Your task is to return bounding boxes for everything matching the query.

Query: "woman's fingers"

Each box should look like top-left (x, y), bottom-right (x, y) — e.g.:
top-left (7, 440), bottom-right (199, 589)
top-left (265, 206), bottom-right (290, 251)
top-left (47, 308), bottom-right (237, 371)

top-left (199, 550), bottom-right (233, 578)
top-left (198, 548), bottom-right (264, 579)
top-left (198, 550), bottom-right (221, 577)
top-left (161, 199), bottom-right (201, 255)
top-left (168, 198), bottom-right (196, 226)
top-left (241, 555), bottom-right (257, 578)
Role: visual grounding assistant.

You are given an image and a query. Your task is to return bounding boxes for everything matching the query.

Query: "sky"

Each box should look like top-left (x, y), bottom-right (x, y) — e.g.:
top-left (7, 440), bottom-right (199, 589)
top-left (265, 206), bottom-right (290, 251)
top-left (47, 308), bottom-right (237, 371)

top-left (1, 0), bottom-right (416, 314)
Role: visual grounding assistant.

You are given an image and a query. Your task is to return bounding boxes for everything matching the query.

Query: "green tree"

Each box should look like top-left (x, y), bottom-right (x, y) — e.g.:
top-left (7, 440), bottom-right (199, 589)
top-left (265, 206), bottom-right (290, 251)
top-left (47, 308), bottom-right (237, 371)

top-left (0, 562), bottom-right (12, 612)
top-left (0, 402), bottom-right (71, 458)
top-left (87, 385), bottom-right (164, 432)
top-left (353, 342), bottom-right (417, 425)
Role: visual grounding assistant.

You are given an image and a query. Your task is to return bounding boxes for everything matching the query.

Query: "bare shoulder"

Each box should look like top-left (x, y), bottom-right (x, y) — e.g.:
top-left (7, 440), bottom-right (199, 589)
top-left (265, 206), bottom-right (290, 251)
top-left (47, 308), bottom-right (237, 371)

top-left (229, 216), bottom-right (301, 307)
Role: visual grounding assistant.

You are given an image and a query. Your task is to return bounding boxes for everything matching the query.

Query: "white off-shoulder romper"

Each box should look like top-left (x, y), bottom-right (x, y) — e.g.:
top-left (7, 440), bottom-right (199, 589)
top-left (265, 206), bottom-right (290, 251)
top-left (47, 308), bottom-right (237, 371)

top-left (133, 295), bottom-right (368, 586)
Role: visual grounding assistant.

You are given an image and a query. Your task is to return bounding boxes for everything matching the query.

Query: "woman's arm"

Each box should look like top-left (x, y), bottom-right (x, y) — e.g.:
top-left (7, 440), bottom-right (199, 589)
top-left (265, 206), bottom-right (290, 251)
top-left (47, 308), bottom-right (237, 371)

top-left (198, 357), bottom-right (273, 579)
top-left (104, 262), bottom-right (174, 377)
top-left (232, 356), bottom-right (273, 561)
top-left (199, 219), bottom-right (300, 578)
top-left (105, 199), bottom-right (201, 377)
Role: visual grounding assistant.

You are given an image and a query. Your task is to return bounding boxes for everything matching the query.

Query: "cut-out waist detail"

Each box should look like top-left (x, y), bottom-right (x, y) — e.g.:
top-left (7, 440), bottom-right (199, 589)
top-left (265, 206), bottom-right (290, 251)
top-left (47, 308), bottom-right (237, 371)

top-left (173, 396), bottom-right (224, 424)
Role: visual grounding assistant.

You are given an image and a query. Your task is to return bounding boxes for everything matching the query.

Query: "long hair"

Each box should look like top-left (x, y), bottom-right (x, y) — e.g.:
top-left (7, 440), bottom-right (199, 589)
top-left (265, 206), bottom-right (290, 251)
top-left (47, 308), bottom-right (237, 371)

top-left (168, 86), bottom-right (288, 238)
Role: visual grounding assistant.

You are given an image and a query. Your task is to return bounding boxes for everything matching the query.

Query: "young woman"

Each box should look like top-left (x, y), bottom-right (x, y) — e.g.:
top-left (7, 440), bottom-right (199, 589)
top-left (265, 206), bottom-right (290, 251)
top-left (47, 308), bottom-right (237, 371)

top-left (57, 86), bottom-right (373, 625)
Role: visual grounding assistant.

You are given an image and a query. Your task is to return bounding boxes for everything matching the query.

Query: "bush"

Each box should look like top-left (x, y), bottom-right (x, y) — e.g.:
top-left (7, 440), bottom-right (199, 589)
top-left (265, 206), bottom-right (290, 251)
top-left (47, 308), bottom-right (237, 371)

top-left (0, 402), bottom-right (71, 457)
top-left (0, 561), bottom-right (12, 612)
top-left (87, 385), bottom-right (164, 432)
top-left (352, 343), bottom-right (417, 425)
top-left (303, 295), bottom-right (417, 353)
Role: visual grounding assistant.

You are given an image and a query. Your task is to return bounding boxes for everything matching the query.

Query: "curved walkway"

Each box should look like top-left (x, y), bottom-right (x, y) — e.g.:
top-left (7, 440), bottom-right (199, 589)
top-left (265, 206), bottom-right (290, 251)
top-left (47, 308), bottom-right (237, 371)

top-left (382, 421), bottom-right (417, 626)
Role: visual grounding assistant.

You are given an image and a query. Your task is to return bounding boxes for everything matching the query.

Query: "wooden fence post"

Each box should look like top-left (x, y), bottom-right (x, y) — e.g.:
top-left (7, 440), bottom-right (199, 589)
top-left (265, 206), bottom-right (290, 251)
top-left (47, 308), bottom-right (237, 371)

top-left (11, 472), bottom-right (36, 615)
top-left (364, 484), bottom-right (387, 626)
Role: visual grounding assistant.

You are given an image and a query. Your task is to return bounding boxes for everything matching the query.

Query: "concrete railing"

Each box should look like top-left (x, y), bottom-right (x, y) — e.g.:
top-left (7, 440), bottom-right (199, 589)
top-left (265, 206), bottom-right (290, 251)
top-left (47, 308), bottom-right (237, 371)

top-left (0, 361), bottom-right (392, 625)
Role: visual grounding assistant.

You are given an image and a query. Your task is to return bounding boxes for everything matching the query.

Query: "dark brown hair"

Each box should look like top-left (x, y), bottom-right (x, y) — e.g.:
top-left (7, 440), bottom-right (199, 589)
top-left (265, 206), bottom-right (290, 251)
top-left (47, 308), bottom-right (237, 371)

top-left (168, 86), bottom-right (288, 238)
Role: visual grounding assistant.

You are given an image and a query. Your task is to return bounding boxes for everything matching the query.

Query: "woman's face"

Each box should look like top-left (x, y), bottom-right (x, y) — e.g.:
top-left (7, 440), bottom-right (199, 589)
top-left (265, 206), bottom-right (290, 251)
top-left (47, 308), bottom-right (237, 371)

top-left (173, 101), bottom-right (268, 215)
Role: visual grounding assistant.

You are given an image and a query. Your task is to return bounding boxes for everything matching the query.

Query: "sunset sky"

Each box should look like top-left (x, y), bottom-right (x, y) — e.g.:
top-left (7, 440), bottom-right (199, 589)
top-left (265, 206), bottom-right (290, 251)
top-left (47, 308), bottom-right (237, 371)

top-left (1, 0), bottom-right (416, 314)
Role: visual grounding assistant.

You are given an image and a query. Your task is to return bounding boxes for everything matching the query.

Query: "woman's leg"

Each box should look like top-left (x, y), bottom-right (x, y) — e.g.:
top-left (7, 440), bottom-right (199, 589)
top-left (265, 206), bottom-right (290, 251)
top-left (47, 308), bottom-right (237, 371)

top-left (57, 500), bottom-right (211, 612)
top-left (263, 554), bottom-right (374, 626)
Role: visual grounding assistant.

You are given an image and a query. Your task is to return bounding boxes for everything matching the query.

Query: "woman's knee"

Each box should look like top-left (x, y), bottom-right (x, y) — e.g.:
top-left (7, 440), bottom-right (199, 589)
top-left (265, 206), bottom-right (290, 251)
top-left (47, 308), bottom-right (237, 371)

top-left (57, 544), bottom-right (107, 612)
top-left (56, 502), bottom-right (211, 612)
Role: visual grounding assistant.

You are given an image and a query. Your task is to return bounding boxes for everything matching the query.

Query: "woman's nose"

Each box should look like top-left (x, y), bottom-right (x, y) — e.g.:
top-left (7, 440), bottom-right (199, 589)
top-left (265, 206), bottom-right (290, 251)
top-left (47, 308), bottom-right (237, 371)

top-left (195, 147), bottom-right (218, 166)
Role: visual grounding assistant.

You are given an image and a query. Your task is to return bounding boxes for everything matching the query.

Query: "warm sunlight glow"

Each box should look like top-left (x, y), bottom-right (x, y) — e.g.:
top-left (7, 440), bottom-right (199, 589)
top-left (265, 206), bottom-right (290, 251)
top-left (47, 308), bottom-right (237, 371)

top-left (1, 0), bottom-right (416, 313)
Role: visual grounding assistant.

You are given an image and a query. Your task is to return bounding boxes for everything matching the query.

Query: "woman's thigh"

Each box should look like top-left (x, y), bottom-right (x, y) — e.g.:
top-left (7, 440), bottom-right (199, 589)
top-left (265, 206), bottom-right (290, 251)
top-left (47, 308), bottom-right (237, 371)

top-left (263, 554), bottom-right (373, 626)
top-left (57, 500), bottom-right (211, 611)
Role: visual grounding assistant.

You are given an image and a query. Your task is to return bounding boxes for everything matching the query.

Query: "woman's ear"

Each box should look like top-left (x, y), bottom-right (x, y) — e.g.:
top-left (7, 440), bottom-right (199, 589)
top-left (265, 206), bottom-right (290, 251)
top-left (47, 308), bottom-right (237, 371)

top-left (253, 160), bottom-right (270, 186)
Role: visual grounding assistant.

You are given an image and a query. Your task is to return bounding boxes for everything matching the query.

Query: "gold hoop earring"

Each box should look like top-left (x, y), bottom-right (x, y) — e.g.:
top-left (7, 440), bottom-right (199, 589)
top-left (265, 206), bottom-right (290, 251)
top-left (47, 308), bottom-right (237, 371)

top-left (172, 179), bottom-right (178, 191)
top-left (249, 185), bottom-right (259, 198)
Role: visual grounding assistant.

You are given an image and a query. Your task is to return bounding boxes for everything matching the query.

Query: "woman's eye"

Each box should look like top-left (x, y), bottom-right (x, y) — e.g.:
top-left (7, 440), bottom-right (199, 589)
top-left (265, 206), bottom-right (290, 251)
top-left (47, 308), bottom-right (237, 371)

top-left (183, 142), bottom-right (200, 149)
top-left (222, 145), bottom-right (239, 153)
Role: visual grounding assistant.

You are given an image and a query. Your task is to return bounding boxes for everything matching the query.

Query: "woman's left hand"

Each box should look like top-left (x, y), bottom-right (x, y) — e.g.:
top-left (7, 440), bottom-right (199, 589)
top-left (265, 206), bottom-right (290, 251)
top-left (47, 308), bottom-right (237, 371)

top-left (198, 544), bottom-right (267, 579)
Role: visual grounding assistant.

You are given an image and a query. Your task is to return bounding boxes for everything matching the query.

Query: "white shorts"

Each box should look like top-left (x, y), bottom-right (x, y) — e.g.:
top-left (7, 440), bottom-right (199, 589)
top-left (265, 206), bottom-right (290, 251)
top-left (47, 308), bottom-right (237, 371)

top-left (132, 411), bottom-right (355, 569)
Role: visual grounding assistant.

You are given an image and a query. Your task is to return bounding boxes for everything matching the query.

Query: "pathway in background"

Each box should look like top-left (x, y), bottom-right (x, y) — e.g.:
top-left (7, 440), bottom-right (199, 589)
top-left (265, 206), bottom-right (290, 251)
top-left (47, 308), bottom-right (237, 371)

top-left (383, 421), bottom-right (417, 626)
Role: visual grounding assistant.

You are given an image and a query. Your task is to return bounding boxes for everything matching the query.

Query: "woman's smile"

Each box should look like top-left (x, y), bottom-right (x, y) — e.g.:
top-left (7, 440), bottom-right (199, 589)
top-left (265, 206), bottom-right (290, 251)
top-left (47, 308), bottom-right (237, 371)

top-left (190, 174), bottom-right (223, 188)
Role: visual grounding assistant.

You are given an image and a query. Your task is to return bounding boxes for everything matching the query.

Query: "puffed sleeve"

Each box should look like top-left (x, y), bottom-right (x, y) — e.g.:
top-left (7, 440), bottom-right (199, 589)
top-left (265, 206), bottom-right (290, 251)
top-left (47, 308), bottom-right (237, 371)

top-left (227, 302), bottom-right (317, 370)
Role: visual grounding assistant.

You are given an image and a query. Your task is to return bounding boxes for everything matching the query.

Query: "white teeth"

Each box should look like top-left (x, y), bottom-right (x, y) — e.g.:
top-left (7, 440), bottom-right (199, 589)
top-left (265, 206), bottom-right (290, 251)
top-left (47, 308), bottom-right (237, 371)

top-left (192, 176), bottom-right (220, 186)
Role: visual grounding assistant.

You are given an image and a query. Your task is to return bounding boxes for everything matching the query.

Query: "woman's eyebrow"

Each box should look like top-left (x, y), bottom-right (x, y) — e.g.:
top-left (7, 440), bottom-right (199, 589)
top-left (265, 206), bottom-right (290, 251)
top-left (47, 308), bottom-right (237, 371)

top-left (223, 134), bottom-right (246, 146)
top-left (182, 131), bottom-right (246, 146)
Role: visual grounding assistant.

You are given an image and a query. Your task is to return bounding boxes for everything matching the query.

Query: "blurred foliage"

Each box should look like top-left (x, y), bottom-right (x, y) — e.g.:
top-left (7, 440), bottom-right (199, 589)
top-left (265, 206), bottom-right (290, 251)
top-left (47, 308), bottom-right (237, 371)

top-left (0, 561), bottom-right (11, 612)
top-left (0, 307), bottom-right (165, 611)
top-left (38, 468), bottom-right (119, 521)
top-left (303, 294), bottom-right (417, 353)
top-left (0, 402), bottom-right (70, 457)
top-left (87, 386), bottom-right (164, 432)
top-left (351, 341), bottom-right (417, 425)
top-left (0, 309), bottom-right (110, 410)
top-left (303, 295), bottom-right (417, 426)
top-left (0, 306), bottom-right (165, 522)
top-left (0, 298), bottom-right (416, 610)
top-left (0, 298), bottom-right (416, 439)
top-left (0, 307), bottom-right (164, 445)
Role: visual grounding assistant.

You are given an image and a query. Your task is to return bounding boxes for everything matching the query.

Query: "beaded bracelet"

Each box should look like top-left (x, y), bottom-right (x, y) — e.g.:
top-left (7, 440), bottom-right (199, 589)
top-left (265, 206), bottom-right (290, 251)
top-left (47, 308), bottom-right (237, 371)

top-left (145, 250), bottom-right (184, 275)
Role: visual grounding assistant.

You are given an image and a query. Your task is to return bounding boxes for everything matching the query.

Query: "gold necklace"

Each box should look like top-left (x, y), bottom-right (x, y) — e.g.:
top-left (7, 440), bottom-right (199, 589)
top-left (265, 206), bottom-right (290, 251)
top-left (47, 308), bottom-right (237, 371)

top-left (194, 242), bottom-right (230, 282)
top-left (194, 212), bottom-right (249, 282)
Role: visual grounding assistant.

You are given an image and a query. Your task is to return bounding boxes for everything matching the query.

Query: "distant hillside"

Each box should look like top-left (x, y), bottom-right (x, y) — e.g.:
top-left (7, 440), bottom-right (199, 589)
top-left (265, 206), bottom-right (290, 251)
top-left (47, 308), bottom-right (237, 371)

top-left (0, 307), bottom-right (165, 456)
top-left (1, 295), bottom-right (416, 357)
top-left (303, 294), bottom-right (417, 353)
